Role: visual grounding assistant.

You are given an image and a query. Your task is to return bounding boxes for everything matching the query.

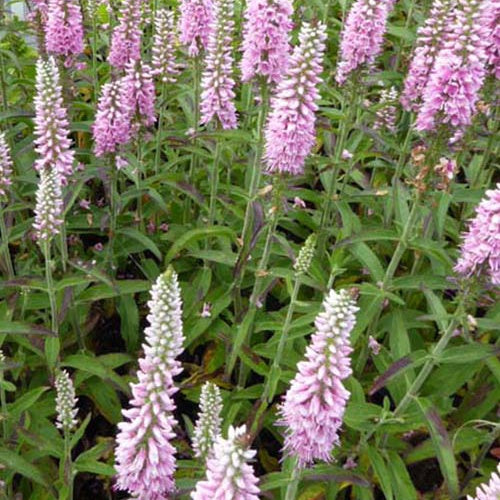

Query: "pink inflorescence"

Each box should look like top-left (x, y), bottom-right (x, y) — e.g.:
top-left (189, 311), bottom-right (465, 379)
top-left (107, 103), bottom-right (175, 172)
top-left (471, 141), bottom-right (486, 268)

top-left (152, 9), bottom-right (181, 83)
top-left (114, 268), bottom-right (184, 499)
top-left (191, 425), bottom-right (260, 500)
top-left (374, 87), bottom-right (398, 133)
top-left (0, 132), bottom-right (13, 199)
top-left (179, 0), bottom-right (213, 57)
top-left (93, 79), bottom-right (133, 156)
top-left (33, 167), bottom-right (63, 243)
top-left (200, 0), bottom-right (237, 129)
top-left (263, 22), bottom-right (327, 176)
top-left (240, 0), bottom-right (293, 84)
top-left (33, 57), bottom-right (74, 181)
top-left (124, 60), bottom-right (156, 127)
top-left (467, 463), bottom-right (500, 500)
top-left (336, 0), bottom-right (395, 85)
top-left (45, 0), bottom-right (84, 58)
top-left (401, 0), bottom-right (456, 111)
top-left (108, 0), bottom-right (142, 69)
top-left (415, 0), bottom-right (491, 137)
top-left (454, 184), bottom-right (500, 286)
top-left (485, 0), bottom-right (500, 79)
top-left (277, 289), bottom-right (358, 467)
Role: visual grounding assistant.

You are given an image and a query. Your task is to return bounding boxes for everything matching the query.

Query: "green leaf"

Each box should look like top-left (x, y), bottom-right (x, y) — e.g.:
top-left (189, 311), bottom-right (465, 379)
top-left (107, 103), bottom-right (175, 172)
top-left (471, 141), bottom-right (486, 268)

top-left (439, 344), bottom-right (497, 364)
top-left (117, 294), bottom-right (140, 352)
top-left (0, 447), bottom-right (48, 487)
top-left (350, 242), bottom-right (385, 282)
top-left (0, 321), bottom-right (56, 336)
top-left (117, 227), bottom-right (162, 260)
top-left (366, 447), bottom-right (393, 500)
top-left (415, 398), bottom-right (459, 498)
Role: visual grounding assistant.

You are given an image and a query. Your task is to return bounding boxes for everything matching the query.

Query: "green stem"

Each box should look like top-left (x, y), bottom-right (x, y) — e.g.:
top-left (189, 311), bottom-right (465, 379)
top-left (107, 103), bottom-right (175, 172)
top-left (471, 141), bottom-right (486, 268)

top-left (63, 430), bottom-right (73, 500)
top-left (208, 138), bottom-right (222, 228)
top-left (0, 206), bottom-right (14, 279)
top-left (381, 196), bottom-right (420, 289)
top-left (0, 368), bottom-right (7, 438)
top-left (285, 459), bottom-right (301, 500)
top-left (107, 160), bottom-right (118, 272)
top-left (59, 224), bottom-right (68, 273)
top-left (43, 241), bottom-right (58, 334)
top-left (228, 204), bottom-right (280, 379)
top-left (264, 278), bottom-right (301, 402)
top-left (154, 82), bottom-right (167, 176)
top-left (91, 15), bottom-right (99, 96)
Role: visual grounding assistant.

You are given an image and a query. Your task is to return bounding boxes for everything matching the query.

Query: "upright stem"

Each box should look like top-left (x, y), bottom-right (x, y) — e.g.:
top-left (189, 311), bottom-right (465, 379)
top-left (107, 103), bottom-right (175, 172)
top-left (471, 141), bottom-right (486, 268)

top-left (208, 138), bottom-right (222, 228)
top-left (63, 430), bottom-right (73, 500)
top-left (154, 82), bottom-right (167, 175)
top-left (43, 241), bottom-right (58, 334)
top-left (285, 459), bottom-right (301, 500)
top-left (0, 206), bottom-right (14, 278)
top-left (59, 224), bottom-right (68, 273)
top-left (107, 161), bottom-right (118, 271)
top-left (264, 278), bottom-right (301, 402)
top-left (228, 204), bottom-right (280, 378)
top-left (0, 367), bottom-right (7, 438)
top-left (184, 57), bottom-right (201, 221)
top-left (91, 15), bottom-right (99, 95)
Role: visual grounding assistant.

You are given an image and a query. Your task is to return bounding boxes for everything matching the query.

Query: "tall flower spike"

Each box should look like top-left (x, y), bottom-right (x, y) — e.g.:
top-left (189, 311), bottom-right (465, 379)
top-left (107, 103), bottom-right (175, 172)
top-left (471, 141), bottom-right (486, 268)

top-left (33, 167), bottom-right (64, 243)
top-left (401, 0), bottom-right (457, 111)
top-left (115, 268), bottom-right (184, 499)
top-left (277, 289), bottom-right (358, 467)
top-left (108, 0), bottom-right (142, 69)
top-left (124, 60), bottom-right (156, 127)
top-left (192, 382), bottom-right (223, 462)
top-left (0, 132), bottom-right (13, 199)
top-left (485, 1), bottom-right (500, 79)
top-left (200, 0), bottom-right (237, 129)
top-left (336, 0), bottom-right (395, 85)
top-left (152, 9), bottom-right (181, 83)
top-left (263, 22), bottom-right (327, 176)
top-left (33, 57), bottom-right (74, 181)
top-left (467, 463), bottom-right (500, 500)
top-left (179, 0), bottom-right (213, 57)
top-left (55, 370), bottom-right (78, 433)
top-left (93, 79), bottom-right (133, 156)
top-left (294, 233), bottom-right (317, 276)
top-left (374, 86), bottom-right (398, 133)
top-left (454, 184), bottom-right (500, 286)
top-left (45, 0), bottom-right (84, 58)
top-left (191, 425), bottom-right (260, 500)
top-left (240, 0), bottom-right (293, 84)
top-left (415, 0), bottom-right (491, 137)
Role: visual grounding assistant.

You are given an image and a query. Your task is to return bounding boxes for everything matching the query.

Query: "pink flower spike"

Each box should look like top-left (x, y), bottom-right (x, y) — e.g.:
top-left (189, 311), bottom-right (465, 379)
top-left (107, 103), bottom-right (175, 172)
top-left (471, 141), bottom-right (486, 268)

top-left (0, 132), bottom-right (13, 199)
top-left (114, 268), bottom-right (185, 499)
top-left (152, 9), bottom-right (181, 83)
top-left (240, 0), bottom-right (293, 84)
top-left (179, 0), bottom-right (214, 57)
top-left (415, 0), bottom-right (492, 136)
top-left (401, 0), bottom-right (457, 111)
top-left (467, 463), bottom-right (500, 500)
top-left (124, 60), bottom-right (156, 127)
top-left (191, 425), bottom-right (260, 500)
top-left (108, 0), bottom-right (142, 69)
top-left (200, 0), bottom-right (237, 129)
top-left (33, 57), bottom-right (74, 181)
top-left (45, 0), bottom-right (84, 57)
top-left (277, 288), bottom-right (358, 467)
top-left (263, 22), bottom-right (327, 176)
top-left (454, 184), bottom-right (500, 286)
top-left (93, 79), bottom-right (133, 156)
top-left (485, 1), bottom-right (500, 79)
top-left (336, 0), bottom-right (395, 85)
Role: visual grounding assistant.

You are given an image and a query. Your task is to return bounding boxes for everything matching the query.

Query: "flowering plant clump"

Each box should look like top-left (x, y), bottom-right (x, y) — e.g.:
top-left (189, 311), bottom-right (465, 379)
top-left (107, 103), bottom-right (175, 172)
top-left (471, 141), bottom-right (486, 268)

top-left (0, 0), bottom-right (498, 497)
top-left (263, 22), bottom-right (327, 175)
